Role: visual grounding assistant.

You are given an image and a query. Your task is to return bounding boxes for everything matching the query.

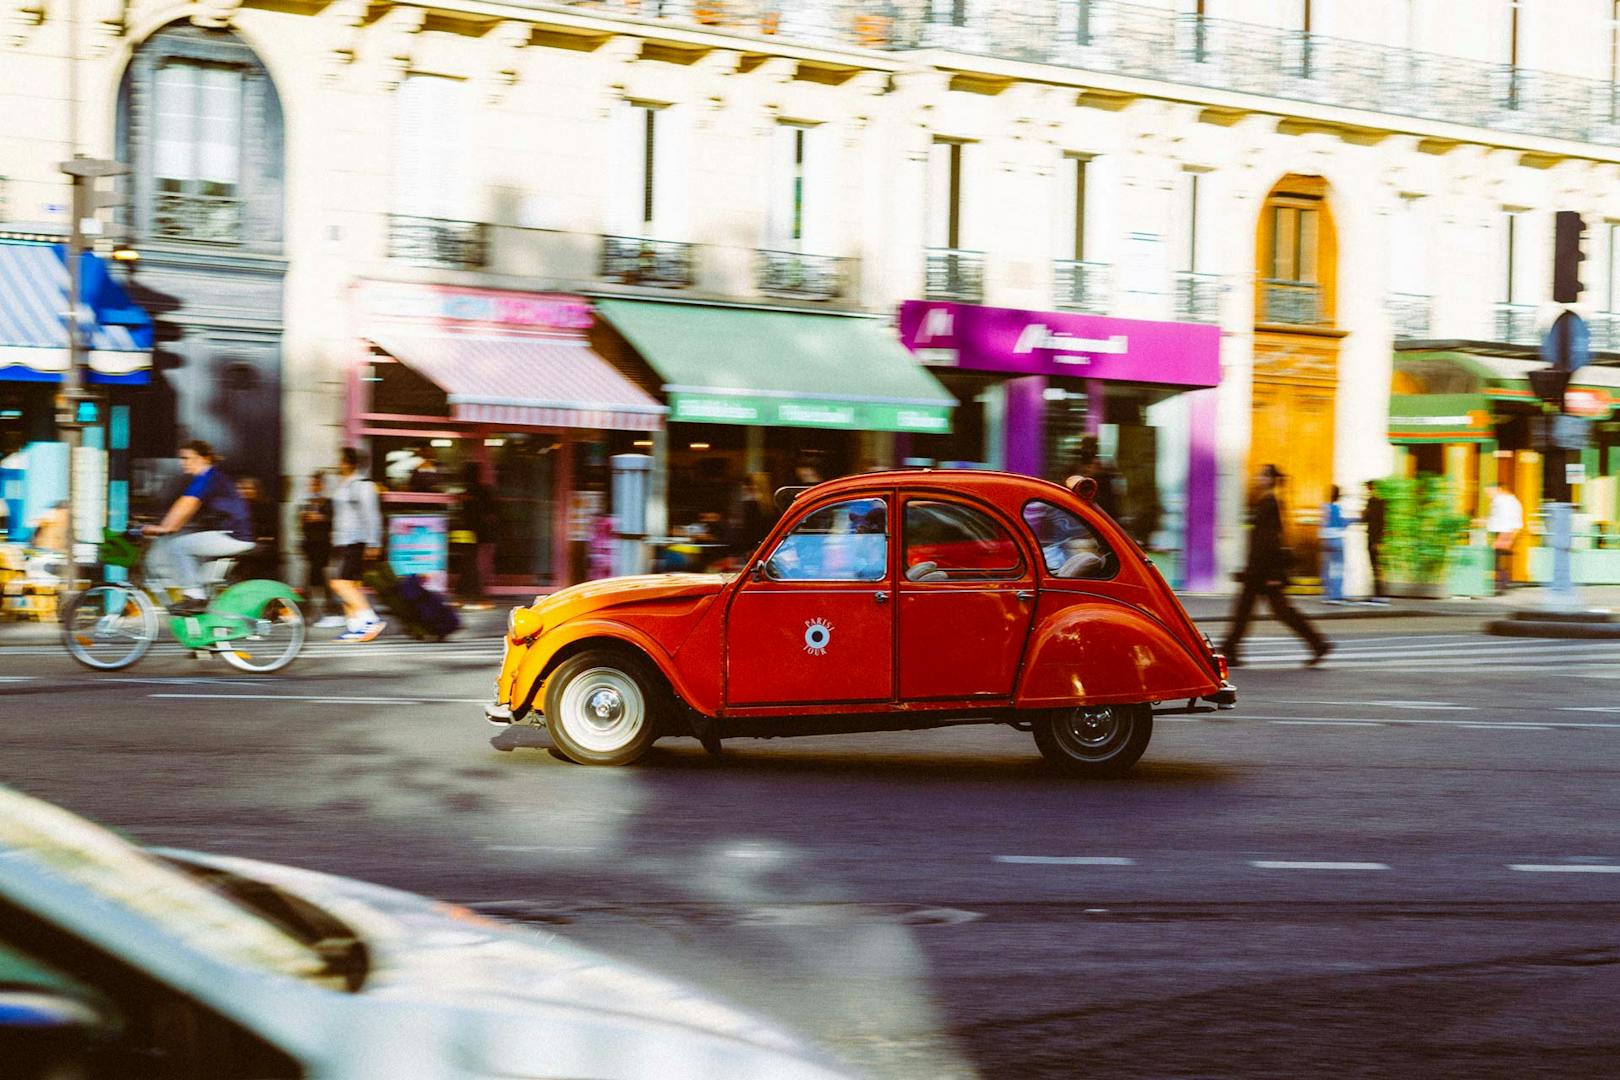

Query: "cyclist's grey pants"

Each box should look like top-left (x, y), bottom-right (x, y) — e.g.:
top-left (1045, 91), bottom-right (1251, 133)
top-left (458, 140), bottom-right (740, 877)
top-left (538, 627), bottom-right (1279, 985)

top-left (150, 531), bottom-right (255, 598)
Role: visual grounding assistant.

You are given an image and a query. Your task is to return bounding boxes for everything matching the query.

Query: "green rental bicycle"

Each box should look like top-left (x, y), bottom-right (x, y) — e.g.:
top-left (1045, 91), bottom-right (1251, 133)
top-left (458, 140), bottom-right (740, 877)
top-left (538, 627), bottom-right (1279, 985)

top-left (60, 528), bottom-right (306, 673)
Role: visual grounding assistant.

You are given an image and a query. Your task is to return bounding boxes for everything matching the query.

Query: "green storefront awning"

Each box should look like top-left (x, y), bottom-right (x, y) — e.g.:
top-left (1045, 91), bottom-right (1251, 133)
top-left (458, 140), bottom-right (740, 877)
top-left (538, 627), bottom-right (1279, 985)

top-left (595, 300), bottom-right (954, 433)
top-left (1388, 393), bottom-right (1495, 443)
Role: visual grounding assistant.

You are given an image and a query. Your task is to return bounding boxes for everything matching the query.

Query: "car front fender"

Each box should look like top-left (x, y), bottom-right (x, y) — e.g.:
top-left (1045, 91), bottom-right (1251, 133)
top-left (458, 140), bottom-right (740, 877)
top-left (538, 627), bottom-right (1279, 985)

top-left (505, 619), bottom-right (711, 720)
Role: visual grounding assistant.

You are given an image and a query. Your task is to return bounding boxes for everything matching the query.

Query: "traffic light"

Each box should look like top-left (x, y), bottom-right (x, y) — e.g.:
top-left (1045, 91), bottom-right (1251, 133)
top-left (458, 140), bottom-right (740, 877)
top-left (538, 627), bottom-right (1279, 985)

top-left (1553, 210), bottom-right (1586, 304)
top-left (1529, 366), bottom-right (1572, 408)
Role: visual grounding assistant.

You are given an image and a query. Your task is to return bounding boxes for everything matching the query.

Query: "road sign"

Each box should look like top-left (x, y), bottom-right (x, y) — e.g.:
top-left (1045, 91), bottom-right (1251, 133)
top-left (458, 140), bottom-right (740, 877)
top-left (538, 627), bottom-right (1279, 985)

top-left (1542, 309), bottom-right (1591, 372)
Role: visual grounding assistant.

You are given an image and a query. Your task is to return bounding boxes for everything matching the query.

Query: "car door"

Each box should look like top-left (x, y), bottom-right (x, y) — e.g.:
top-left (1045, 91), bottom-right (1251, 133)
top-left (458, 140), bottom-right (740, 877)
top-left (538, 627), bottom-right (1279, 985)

top-left (897, 495), bottom-right (1036, 701)
top-left (725, 494), bottom-right (895, 708)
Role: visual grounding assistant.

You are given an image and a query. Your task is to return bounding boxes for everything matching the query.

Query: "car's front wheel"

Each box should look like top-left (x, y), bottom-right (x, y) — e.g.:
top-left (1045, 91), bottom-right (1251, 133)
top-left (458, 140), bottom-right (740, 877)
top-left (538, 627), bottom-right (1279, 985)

top-left (544, 651), bottom-right (661, 766)
top-left (1031, 703), bottom-right (1152, 776)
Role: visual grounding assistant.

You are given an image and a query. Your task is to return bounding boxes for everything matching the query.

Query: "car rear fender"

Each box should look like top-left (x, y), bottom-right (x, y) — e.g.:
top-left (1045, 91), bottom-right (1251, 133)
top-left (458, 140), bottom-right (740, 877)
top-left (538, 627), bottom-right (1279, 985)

top-left (508, 620), bottom-right (709, 719)
top-left (1015, 592), bottom-right (1221, 708)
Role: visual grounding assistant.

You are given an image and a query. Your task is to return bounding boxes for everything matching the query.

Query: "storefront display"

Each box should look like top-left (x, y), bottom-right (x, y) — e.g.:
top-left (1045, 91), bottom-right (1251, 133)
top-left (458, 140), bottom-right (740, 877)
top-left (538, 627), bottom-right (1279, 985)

top-left (350, 282), bottom-right (666, 592)
top-left (897, 300), bottom-right (1222, 590)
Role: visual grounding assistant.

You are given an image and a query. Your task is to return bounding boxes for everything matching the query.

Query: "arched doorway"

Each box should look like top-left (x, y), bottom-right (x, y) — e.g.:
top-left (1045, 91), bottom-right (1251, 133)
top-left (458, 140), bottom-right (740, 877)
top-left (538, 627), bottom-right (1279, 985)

top-left (1250, 174), bottom-right (1345, 583)
top-left (115, 24), bottom-right (286, 513)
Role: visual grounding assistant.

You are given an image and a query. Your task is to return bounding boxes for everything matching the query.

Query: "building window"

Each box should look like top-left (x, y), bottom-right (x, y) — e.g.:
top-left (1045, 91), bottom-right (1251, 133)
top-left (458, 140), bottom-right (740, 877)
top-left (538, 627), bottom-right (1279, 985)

top-left (393, 74), bottom-right (470, 221)
top-left (928, 0), bottom-right (969, 28)
top-left (1062, 154), bottom-right (1090, 261)
top-left (928, 139), bottom-right (968, 251)
top-left (1269, 203), bottom-right (1319, 284)
top-left (611, 101), bottom-right (685, 240)
top-left (1184, 170), bottom-right (1202, 273)
top-left (1075, 0), bottom-right (1092, 45)
top-left (1501, 209), bottom-right (1520, 304)
top-left (151, 60), bottom-right (243, 241)
top-left (768, 124), bottom-right (810, 248)
top-left (1606, 221), bottom-right (1619, 312)
top-left (1610, 1), bottom-right (1620, 120)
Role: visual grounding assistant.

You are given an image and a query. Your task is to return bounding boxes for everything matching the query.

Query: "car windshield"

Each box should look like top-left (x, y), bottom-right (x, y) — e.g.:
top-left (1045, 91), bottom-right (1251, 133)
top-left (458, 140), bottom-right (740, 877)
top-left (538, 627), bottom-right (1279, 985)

top-left (0, 786), bottom-right (329, 984)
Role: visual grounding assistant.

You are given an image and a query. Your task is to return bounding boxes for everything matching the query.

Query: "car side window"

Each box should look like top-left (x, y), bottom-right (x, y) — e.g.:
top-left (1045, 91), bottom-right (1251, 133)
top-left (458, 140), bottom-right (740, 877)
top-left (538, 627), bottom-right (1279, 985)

top-left (1022, 500), bottom-right (1117, 580)
top-left (765, 498), bottom-right (889, 582)
top-left (903, 500), bottom-right (1023, 582)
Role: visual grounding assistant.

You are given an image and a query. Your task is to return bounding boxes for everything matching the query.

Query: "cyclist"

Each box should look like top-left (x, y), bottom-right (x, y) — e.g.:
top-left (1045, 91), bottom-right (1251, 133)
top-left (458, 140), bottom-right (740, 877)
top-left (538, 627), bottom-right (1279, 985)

top-left (142, 440), bottom-right (255, 615)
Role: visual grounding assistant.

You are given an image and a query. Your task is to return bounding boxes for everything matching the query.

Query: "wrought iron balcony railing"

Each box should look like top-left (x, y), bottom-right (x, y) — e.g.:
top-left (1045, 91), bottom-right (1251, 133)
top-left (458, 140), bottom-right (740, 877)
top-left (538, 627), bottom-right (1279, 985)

top-left (1260, 279), bottom-right (1325, 326)
top-left (599, 235), bottom-right (696, 289)
top-left (152, 191), bottom-right (242, 243)
top-left (1494, 301), bottom-right (1538, 346)
top-left (1388, 292), bottom-right (1432, 339)
top-left (1052, 259), bottom-right (1110, 315)
top-left (1589, 311), bottom-right (1620, 353)
top-left (925, 247), bottom-right (984, 303)
top-left (1174, 271), bottom-right (1221, 324)
top-left (386, 215), bottom-right (488, 270)
top-left (755, 249), bottom-right (849, 300)
top-left (564, 0), bottom-right (1620, 146)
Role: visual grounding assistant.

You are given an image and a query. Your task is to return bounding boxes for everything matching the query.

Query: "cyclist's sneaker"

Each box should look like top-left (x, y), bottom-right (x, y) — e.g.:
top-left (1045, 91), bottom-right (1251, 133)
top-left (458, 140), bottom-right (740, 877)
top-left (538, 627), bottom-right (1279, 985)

top-left (167, 597), bottom-right (209, 616)
top-left (314, 614), bottom-right (347, 629)
top-left (338, 619), bottom-right (385, 643)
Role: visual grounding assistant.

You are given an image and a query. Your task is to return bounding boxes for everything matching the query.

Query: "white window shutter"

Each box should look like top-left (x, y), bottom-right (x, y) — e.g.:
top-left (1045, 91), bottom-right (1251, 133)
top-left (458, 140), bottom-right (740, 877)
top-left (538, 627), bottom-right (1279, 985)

top-left (393, 76), bottom-right (432, 216)
top-left (605, 101), bottom-right (644, 236)
top-left (651, 104), bottom-right (690, 241)
top-left (803, 124), bottom-right (840, 255)
top-left (153, 63), bottom-right (195, 183)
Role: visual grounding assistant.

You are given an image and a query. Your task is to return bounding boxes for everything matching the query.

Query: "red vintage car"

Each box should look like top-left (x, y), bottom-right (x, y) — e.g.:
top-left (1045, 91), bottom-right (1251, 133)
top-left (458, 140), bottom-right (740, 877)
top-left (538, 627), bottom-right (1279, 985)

top-left (489, 470), bottom-right (1235, 775)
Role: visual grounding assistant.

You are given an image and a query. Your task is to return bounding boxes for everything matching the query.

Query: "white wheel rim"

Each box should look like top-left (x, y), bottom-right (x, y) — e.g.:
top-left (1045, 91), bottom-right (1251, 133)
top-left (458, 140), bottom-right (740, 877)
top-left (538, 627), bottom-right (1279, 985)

top-left (558, 667), bottom-right (645, 754)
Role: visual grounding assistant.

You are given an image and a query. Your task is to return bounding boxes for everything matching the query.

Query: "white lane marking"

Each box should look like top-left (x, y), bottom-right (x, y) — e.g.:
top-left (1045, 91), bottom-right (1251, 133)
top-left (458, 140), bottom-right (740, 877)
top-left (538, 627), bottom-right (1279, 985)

top-left (0, 676), bottom-right (37, 682)
top-left (1508, 864), bottom-right (1620, 873)
top-left (1250, 861), bottom-right (1390, 871)
top-left (146, 692), bottom-right (488, 704)
top-left (1275, 699), bottom-right (1474, 710)
top-left (1269, 719), bottom-right (1383, 727)
top-left (994, 856), bottom-right (1136, 866)
top-left (1457, 723), bottom-right (1552, 731)
top-left (1237, 714), bottom-right (1620, 730)
top-left (1559, 706), bottom-right (1620, 713)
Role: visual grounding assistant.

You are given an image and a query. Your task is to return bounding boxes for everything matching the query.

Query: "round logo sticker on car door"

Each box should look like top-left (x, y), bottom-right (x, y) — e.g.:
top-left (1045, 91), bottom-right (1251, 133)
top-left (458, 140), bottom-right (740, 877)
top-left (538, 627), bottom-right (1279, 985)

top-left (803, 618), bottom-right (833, 656)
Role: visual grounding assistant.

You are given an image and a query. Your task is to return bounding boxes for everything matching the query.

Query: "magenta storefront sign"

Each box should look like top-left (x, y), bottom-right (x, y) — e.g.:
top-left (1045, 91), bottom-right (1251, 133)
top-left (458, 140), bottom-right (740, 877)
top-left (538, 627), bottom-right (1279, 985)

top-left (898, 300), bottom-right (1220, 387)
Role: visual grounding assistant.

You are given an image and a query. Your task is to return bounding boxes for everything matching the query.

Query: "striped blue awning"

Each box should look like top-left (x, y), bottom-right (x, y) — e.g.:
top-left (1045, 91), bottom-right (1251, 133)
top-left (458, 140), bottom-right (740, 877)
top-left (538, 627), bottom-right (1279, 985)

top-left (0, 242), bottom-right (153, 384)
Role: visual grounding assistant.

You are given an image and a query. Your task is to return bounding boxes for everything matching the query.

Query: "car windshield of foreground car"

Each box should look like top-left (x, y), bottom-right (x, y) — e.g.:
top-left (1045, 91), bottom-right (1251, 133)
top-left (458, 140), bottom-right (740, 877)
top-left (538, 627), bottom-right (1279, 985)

top-left (0, 787), bottom-right (330, 985)
top-left (765, 497), bottom-right (888, 581)
top-left (1022, 500), bottom-right (1117, 579)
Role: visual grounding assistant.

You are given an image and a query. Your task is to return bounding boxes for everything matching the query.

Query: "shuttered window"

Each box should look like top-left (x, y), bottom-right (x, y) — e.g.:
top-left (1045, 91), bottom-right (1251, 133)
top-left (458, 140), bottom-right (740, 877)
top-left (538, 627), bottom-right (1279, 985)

top-left (393, 75), bottom-right (471, 220)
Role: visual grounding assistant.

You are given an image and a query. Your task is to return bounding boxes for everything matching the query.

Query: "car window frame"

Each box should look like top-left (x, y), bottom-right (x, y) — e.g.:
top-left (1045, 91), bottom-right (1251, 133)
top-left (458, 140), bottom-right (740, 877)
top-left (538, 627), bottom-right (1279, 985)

top-left (900, 495), bottom-right (1028, 584)
top-left (759, 494), bottom-right (894, 585)
top-left (1020, 497), bottom-right (1121, 582)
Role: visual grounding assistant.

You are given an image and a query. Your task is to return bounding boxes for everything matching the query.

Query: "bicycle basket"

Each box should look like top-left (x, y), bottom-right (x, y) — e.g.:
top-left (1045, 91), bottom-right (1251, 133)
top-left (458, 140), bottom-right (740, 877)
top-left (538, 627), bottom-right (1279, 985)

top-left (99, 529), bottom-right (141, 569)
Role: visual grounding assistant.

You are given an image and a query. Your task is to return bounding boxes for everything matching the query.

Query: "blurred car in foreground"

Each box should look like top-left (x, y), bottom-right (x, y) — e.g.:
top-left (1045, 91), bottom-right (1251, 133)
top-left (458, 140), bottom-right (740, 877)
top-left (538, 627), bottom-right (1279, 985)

top-left (0, 785), bottom-right (854, 1080)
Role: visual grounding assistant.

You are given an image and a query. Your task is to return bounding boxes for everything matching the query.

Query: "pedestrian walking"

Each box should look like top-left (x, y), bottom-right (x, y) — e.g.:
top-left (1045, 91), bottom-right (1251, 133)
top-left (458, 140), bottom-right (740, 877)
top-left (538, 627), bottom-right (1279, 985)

top-left (1222, 464), bottom-right (1331, 668)
top-left (328, 446), bottom-right (386, 642)
top-left (299, 471), bottom-right (341, 627)
top-left (1362, 480), bottom-right (1387, 602)
top-left (726, 472), bottom-right (773, 560)
top-left (141, 441), bottom-right (256, 614)
top-left (453, 461), bottom-right (495, 609)
top-left (1320, 484), bottom-right (1347, 602)
top-left (235, 476), bottom-right (280, 582)
top-left (1486, 483), bottom-right (1524, 595)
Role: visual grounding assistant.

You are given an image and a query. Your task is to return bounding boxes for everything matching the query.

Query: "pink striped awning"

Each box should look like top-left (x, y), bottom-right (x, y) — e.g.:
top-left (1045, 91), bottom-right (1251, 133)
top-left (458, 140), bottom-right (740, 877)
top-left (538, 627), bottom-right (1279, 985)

top-left (368, 332), bottom-right (666, 432)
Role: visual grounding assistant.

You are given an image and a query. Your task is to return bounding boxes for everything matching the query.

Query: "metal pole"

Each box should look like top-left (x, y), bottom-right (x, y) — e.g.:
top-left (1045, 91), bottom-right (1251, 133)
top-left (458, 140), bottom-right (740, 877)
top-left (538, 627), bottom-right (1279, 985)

top-left (62, 0), bottom-right (83, 593)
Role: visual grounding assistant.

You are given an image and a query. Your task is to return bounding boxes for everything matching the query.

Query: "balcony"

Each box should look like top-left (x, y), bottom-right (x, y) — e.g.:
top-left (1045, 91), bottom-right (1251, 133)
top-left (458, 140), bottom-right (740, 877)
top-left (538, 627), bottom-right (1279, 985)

top-left (1052, 259), bottom-right (1111, 315)
top-left (1494, 302), bottom-right (1538, 346)
top-left (386, 215), bottom-right (488, 270)
top-left (1260, 280), bottom-right (1325, 326)
top-left (599, 235), bottom-right (696, 289)
top-left (1590, 311), bottom-right (1620, 353)
top-left (152, 191), bottom-right (242, 244)
top-left (564, 1), bottom-right (1620, 146)
top-left (1388, 292), bottom-right (1432, 339)
top-left (755, 249), bottom-right (850, 301)
top-left (1174, 271), bottom-right (1222, 324)
top-left (925, 247), bottom-right (985, 303)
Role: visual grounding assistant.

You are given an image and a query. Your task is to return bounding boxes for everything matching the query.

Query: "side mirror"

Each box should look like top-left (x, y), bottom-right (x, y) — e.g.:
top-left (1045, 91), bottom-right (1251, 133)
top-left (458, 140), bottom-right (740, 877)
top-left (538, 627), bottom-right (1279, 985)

top-left (749, 561), bottom-right (766, 582)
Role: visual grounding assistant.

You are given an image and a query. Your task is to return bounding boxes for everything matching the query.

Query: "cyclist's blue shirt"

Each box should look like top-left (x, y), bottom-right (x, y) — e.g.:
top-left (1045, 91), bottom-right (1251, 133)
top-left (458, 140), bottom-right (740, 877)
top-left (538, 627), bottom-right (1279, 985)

top-left (182, 468), bottom-right (254, 542)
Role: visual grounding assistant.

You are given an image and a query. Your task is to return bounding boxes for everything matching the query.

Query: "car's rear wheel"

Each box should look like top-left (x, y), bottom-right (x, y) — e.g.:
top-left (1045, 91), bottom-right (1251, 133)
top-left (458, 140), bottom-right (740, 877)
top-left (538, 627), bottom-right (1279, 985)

top-left (1031, 703), bottom-right (1152, 776)
top-left (544, 651), bottom-right (661, 766)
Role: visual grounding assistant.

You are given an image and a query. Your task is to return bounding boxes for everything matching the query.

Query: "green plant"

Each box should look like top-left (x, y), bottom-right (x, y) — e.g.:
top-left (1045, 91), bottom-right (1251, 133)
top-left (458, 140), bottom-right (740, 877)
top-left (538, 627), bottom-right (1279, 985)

top-left (1376, 474), bottom-right (1471, 584)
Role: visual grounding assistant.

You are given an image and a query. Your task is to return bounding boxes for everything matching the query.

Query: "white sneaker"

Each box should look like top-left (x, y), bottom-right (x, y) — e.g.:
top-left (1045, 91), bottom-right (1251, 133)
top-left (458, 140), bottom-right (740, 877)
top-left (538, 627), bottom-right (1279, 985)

top-left (315, 615), bottom-right (347, 629)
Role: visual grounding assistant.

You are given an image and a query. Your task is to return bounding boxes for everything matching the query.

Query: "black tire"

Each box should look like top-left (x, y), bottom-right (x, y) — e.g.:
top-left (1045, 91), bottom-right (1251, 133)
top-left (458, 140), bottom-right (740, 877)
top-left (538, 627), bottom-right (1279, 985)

top-left (1031, 704), bottom-right (1153, 777)
top-left (543, 650), bottom-right (663, 766)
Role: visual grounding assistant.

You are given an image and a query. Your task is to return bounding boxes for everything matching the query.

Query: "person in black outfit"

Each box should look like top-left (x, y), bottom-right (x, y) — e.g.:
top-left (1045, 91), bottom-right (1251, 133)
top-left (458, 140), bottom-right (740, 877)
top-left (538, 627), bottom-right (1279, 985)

top-left (1362, 479), bottom-right (1387, 602)
top-left (1222, 464), bottom-right (1331, 667)
top-left (454, 461), bottom-right (496, 607)
top-left (299, 471), bottom-right (336, 617)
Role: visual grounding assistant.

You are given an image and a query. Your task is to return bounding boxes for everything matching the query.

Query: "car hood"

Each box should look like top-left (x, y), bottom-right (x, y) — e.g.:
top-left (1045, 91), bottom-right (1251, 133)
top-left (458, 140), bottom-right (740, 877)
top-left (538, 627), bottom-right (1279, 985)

top-left (165, 851), bottom-right (851, 1080)
top-left (532, 573), bottom-right (730, 623)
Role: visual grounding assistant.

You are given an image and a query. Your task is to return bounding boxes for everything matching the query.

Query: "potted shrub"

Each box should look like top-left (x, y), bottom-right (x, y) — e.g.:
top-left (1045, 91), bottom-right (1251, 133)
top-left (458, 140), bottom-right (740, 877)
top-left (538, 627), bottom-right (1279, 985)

top-left (1376, 474), bottom-right (1471, 598)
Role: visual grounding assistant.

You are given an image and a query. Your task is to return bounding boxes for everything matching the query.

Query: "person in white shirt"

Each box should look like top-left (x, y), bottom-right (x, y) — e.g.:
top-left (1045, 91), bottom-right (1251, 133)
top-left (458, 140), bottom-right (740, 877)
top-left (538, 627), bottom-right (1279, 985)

top-left (1485, 485), bottom-right (1524, 595)
top-left (328, 446), bottom-right (386, 642)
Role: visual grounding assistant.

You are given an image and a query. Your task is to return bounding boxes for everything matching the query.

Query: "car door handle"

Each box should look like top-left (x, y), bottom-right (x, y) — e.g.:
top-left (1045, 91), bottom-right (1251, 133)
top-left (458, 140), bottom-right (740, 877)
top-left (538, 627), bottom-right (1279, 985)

top-left (874, 591), bottom-right (889, 604)
top-left (1016, 590), bottom-right (1035, 602)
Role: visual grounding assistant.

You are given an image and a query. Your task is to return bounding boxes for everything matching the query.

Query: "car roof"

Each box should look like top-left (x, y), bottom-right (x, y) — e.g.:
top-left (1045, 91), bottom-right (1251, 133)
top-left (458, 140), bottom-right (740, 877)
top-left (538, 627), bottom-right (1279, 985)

top-left (797, 469), bottom-right (1079, 507)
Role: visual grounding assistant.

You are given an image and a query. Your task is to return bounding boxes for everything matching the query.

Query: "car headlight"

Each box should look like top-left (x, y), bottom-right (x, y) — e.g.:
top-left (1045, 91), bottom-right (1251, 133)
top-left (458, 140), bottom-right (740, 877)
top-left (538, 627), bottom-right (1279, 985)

top-left (509, 607), bottom-right (544, 644)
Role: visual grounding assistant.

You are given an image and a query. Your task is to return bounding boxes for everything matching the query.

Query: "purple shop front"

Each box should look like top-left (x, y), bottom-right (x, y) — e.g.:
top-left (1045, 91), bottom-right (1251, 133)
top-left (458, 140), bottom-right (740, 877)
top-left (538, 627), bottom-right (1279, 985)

top-left (898, 300), bottom-right (1222, 591)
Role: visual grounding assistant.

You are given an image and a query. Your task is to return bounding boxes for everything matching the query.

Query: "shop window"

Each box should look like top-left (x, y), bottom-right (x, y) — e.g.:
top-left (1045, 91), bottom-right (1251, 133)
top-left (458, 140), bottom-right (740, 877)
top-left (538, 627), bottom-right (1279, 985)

top-left (904, 500), bottom-right (1022, 581)
top-left (1022, 500), bottom-right (1117, 579)
top-left (766, 497), bottom-right (887, 581)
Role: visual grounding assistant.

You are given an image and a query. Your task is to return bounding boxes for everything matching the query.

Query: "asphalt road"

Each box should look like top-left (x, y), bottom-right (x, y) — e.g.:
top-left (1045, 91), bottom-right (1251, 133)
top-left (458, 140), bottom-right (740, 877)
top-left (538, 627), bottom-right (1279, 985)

top-left (2, 615), bottom-right (1618, 1079)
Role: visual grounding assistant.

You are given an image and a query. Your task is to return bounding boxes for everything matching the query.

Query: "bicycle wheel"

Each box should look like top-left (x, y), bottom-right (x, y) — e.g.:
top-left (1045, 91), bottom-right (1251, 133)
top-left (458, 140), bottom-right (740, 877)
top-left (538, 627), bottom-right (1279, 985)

top-left (62, 585), bottom-right (158, 671)
top-left (219, 595), bottom-right (305, 673)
